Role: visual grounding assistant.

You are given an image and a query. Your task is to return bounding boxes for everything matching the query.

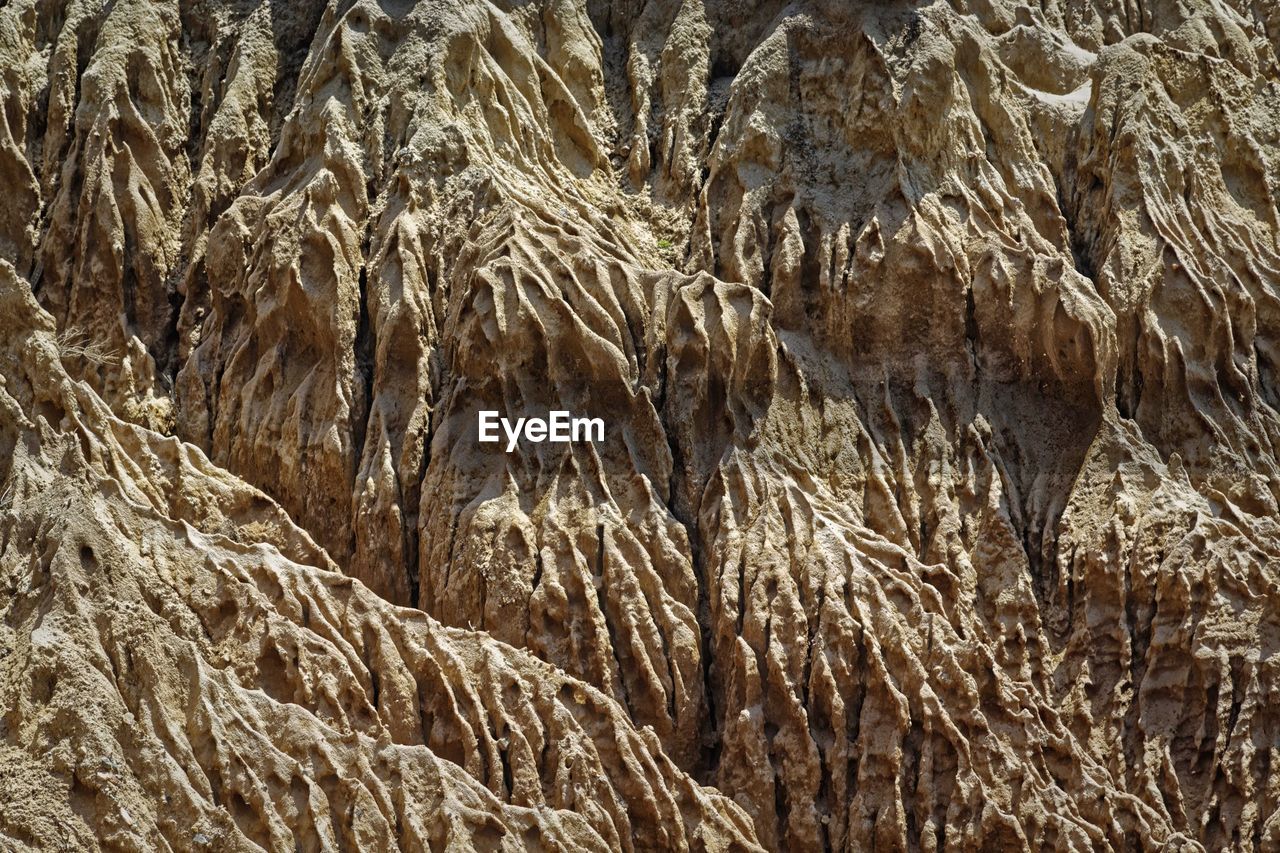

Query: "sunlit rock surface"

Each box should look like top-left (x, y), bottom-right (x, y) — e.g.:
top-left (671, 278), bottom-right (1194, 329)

top-left (2, 0), bottom-right (1280, 849)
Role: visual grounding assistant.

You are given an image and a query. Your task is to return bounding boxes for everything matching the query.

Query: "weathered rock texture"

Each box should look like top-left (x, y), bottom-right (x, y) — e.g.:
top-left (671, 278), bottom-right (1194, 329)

top-left (2, 0), bottom-right (1280, 850)
top-left (0, 262), bottom-right (761, 849)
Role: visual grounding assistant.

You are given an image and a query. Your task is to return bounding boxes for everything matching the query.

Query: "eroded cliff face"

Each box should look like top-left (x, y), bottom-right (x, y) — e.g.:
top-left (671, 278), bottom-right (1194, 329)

top-left (2, 0), bottom-right (1280, 850)
top-left (0, 261), bottom-right (761, 850)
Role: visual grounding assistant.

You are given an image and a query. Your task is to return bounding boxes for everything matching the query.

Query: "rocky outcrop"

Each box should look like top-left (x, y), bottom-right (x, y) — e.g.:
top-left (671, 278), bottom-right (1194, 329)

top-left (3, 0), bottom-right (1280, 850)
top-left (0, 261), bottom-right (761, 850)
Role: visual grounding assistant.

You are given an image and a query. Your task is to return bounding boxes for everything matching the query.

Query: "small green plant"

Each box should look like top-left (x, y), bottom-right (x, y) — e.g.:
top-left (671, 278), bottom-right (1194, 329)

top-left (657, 238), bottom-right (673, 249)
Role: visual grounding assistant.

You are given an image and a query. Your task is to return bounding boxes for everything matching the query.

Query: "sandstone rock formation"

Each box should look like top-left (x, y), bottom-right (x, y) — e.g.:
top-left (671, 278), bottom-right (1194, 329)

top-left (2, 0), bottom-right (1280, 850)
top-left (0, 261), bottom-right (761, 850)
